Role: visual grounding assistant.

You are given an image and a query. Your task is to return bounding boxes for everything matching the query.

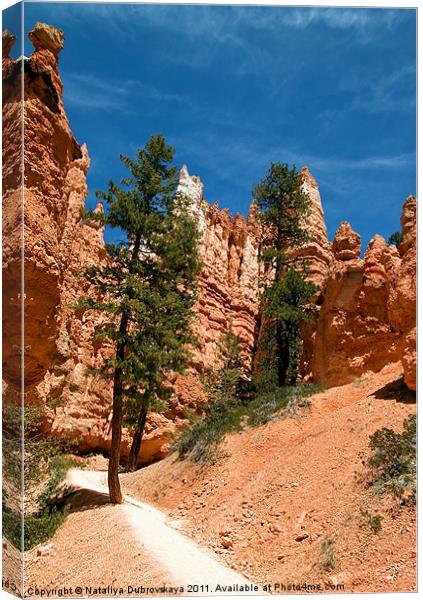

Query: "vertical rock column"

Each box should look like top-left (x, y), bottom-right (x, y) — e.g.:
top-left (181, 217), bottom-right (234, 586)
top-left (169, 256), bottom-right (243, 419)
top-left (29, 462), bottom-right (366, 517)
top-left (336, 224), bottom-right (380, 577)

top-left (388, 196), bottom-right (417, 390)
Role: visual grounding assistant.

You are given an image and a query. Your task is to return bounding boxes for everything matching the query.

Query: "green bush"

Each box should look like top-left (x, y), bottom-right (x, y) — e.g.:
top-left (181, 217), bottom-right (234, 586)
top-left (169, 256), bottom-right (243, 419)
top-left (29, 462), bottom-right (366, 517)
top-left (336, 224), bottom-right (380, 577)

top-left (321, 538), bottom-right (338, 572)
top-left (3, 454), bottom-right (77, 551)
top-left (388, 231), bottom-right (403, 248)
top-left (360, 508), bottom-right (383, 533)
top-left (3, 504), bottom-right (69, 552)
top-left (367, 414), bottom-right (416, 502)
top-left (175, 398), bottom-right (243, 464)
top-left (245, 382), bottom-right (320, 427)
top-left (175, 382), bottom-right (321, 464)
top-left (36, 455), bottom-right (78, 511)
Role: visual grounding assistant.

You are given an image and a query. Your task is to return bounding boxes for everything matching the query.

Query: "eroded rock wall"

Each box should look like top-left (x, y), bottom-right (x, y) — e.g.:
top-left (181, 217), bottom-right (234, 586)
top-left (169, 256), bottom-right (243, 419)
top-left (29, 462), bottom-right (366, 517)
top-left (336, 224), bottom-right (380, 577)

top-left (308, 197), bottom-right (416, 389)
top-left (174, 165), bottom-right (260, 432)
top-left (8, 23), bottom-right (115, 452)
top-left (177, 164), bottom-right (259, 372)
top-left (3, 30), bottom-right (23, 388)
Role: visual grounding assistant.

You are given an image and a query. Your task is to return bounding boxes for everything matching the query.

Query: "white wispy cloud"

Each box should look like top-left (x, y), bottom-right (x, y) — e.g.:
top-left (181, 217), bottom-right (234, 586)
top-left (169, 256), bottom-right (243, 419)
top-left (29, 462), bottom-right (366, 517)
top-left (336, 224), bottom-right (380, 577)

top-left (61, 4), bottom-right (405, 35)
top-left (306, 152), bottom-right (415, 171)
top-left (171, 123), bottom-right (415, 194)
top-left (337, 63), bottom-right (416, 115)
top-left (63, 72), bottom-right (190, 111)
top-left (277, 7), bottom-right (400, 31)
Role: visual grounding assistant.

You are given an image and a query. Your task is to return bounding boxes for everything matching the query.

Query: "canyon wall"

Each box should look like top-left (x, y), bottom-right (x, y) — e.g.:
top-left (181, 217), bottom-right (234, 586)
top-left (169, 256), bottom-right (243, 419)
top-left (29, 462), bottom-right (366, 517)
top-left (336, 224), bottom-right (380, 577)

top-left (3, 22), bottom-right (416, 466)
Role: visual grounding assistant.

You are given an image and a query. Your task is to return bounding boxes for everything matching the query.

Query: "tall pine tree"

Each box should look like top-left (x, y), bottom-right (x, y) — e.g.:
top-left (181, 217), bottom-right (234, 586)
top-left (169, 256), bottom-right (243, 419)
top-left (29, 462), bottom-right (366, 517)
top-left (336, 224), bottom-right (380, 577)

top-left (253, 163), bottom-right (317, 389)
top-left (75, 134), bottom-right (200, 502)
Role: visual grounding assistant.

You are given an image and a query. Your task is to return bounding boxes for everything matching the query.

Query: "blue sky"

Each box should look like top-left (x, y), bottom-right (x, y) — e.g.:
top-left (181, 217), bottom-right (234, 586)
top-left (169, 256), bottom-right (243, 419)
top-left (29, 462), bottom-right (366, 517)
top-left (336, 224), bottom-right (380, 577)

top-left (5, 2), bottom-right (417, 250)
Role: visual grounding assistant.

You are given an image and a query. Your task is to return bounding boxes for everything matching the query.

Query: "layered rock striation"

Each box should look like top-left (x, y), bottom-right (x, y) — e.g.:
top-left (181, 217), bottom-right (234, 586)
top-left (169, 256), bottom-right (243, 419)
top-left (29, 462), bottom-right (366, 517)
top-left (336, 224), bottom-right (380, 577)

top-left (177, 164), bottom-right (260, 372)
top-left (173, 165), bottom-right (260, 436)
top-left (3, 22), bottom-right (416, 466)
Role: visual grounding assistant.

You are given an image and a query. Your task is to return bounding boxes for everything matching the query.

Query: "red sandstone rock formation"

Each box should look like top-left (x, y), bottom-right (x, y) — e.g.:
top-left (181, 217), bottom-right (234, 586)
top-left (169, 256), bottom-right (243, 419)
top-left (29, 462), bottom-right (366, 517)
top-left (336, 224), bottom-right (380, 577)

top-left (174, 165), bottom-right (260, 427)
top-left (5, 23), bottom-right (114, 453)
top-left (388, 196), bottom-right (417, 390)
top-left (332, 221), bottom-right (361, 261)
top-left (177, 164), bottom-right (259, 371)
top-left (296, 167), bottom-right (334, 376)
top-left (308, 196), bottom-right (416, 389)
top-left (3, 30), bottom-right (23, 388)
top-left (298, 166), bottom-right (333, 290)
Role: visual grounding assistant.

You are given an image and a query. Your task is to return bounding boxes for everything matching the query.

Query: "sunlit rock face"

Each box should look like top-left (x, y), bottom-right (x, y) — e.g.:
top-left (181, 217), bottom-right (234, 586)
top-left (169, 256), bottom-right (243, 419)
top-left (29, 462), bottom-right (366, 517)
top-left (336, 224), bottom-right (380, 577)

top-left (387, 196), bottom-right (417, 390)
top-left (332, 221), bottom-right (361, 262)
top-left (4, 21), bottom-right (415, 468)
top-left (7, 22), bottom-right (114, 453)
top-left (307, 196), bottom-right (416, 390)
top-left (297, 166), bottom-right (334, 290)
top-left (178, 164), bottom-right (260, 370)
top-left (295, 167), bottom-right (334, 376)
top-left (3, 29), bottom-right (23, 388)
top-left (174, 165), bottom-right (260, 415)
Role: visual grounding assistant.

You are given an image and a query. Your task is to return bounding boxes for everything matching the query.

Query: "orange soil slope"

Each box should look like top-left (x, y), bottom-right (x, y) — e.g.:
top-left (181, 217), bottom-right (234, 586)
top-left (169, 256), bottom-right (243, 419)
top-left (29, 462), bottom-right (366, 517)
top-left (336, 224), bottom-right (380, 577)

top-left (122, 362), bottom-right (416, 594)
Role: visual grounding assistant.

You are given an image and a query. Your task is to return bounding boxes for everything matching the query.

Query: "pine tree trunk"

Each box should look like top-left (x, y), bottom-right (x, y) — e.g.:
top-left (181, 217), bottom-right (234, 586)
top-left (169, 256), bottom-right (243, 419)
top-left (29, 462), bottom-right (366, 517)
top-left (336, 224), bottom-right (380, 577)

top-left (127, 402), bottom-right (148, 472)
top-left (108, 235), bottom-right (141, 503)
top-left (108, 314), bottom-right (128, 504)
top-left (276, 320), bottom-right (289, 387)
top-left (108, 352), bottom-right (124, 503)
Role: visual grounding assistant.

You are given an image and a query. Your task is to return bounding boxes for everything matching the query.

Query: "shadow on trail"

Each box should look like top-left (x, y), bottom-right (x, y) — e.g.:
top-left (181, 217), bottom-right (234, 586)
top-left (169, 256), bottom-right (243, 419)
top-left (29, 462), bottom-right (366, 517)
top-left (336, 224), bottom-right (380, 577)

top-left (65, 487), bottom-right (111, 513)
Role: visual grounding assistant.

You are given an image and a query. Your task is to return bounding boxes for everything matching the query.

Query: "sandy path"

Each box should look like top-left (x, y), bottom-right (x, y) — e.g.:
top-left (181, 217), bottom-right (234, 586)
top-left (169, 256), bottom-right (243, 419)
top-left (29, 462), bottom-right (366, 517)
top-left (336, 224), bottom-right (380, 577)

top-left (25, 500), bottom-right (170, 597)
top-left (65, 469), bottom-right (261, 595)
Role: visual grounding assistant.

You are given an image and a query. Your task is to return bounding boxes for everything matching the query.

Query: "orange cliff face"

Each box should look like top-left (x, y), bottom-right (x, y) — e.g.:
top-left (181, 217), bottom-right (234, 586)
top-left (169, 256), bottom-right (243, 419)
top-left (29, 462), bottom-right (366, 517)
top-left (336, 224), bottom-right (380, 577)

top-left (3, 21), bottom-right (415, 466)
top-left (307, 197), bottom-right (416, 389)
top-left (4, 22), bottom-right (113, 448)
top-left (171, 165), bottom-right (261, 438)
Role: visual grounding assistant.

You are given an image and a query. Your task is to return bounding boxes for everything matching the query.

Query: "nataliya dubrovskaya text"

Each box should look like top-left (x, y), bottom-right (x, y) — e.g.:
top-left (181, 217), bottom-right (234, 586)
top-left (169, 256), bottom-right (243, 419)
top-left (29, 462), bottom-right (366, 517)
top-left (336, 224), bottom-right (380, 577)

top-left (25, 583), bottom-right (263, 596)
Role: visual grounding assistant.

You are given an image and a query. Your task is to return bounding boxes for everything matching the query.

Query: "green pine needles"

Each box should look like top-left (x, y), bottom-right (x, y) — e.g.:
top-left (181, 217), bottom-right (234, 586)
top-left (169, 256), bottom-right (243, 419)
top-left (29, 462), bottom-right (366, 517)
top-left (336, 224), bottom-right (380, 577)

top-left (253, 163), bottom-right (317, 390)
top-left (74, 134), bottom-right (200, 502)
top-left (176, 328), bottom-right (244, 464)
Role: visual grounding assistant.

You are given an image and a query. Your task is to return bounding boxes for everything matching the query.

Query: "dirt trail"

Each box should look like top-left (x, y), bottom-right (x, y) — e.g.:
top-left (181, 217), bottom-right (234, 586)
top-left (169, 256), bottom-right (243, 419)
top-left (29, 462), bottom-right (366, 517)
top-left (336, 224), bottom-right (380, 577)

top-left (63, 469), bottom-right (260, 595)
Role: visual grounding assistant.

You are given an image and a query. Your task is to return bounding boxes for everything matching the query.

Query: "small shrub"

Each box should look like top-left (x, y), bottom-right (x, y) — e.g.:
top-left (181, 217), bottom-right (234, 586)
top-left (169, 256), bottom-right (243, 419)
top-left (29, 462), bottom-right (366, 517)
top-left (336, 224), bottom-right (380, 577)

top-left (366, 414), bottom-right (416, 503)
top-left (244, 382), bottom-right (320, 427)
top-left (360, 508), bottom-right (383, 533)
top-left (175, 382), bottom-right (321, 463)
top-left (321, 538), bottom-right (338, 572)
top-left (24, 508), bottom-right (69, 551)
top-left (2, 503), bottom-right (22, 550)
top-left (388, 231), bottom-right (403, 248)
top-left (3, 454), bottom-right (77, 551)
top-left (36, 455), bottom-right (78, 511)
top-left (2, 503), bottom-right (69, 552)
top-left (175, 398), bottom-right (243, 464)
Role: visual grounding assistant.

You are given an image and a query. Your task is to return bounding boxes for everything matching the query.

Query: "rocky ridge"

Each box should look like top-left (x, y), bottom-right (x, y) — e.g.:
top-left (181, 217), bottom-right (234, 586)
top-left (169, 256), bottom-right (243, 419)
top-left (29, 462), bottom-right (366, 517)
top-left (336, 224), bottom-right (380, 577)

top-left (2, 23), bottom-right (416, 466)
top-left (310, 197), bottom-right (416, 389)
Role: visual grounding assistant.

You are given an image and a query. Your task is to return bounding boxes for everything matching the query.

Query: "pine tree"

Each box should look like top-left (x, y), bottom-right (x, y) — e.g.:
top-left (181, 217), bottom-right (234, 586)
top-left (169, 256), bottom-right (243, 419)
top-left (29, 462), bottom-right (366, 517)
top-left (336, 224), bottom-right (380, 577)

top-left (75, 134), bottom-right (200, 502)
top-left (388, 231), bottom-right (403, 249)
top-left (203, 327), bottom-right (243, 409)
top-left (175, 327), bottom-right (243, 463)
top-left (253, 163), bottom-right (317, 389)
